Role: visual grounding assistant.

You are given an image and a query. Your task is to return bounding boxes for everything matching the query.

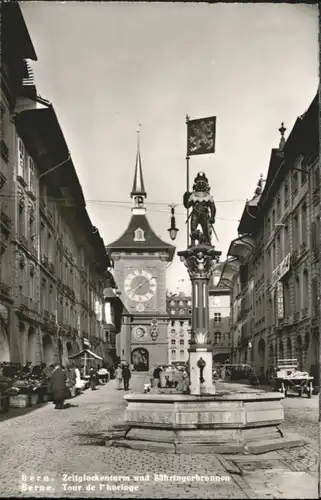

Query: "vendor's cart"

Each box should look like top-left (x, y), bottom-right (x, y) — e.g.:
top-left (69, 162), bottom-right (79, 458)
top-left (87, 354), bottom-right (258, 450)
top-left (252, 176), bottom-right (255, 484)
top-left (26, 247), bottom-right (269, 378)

top-left (273, 359), bottom-right (313, 398)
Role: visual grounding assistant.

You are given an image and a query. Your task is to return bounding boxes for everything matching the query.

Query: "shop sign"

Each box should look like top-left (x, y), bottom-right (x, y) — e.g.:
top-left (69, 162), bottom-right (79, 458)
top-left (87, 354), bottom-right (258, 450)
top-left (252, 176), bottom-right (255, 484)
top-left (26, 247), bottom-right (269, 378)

top-left (271, 253), bottom-right (290, 289)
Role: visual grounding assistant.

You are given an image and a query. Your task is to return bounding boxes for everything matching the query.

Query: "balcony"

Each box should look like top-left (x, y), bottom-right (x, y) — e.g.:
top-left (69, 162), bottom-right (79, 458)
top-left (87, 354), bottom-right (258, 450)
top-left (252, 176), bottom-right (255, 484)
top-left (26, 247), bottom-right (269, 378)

top-left (0, 210), bottom-right (11, 231)
top-left (294, 311), bottom-right (300, 322)
top-left (0, 281), bottom-right (10, 297)
top-left (48, 262), bottom-right (55, 274)
top-left (291, 249), bottom-right (298, 264)
top-left (301, 307), bottom-right (308, 319)
top-left (39, 200), bottom-right (46, 213)
top-left (19, 234), bottom-right (28, 249)
top-left (0, 171), bottom-right (6, 190)
top-left (40, 254), bottom-right (49, 268)
top-left (313, 191), bottom-right (320, 205)
top-left (300, 242), bottom-right (307, 254)
top-left (43, 309), bottom-right (50, 320)
top-left (0, 139), bottom-right (9, 163)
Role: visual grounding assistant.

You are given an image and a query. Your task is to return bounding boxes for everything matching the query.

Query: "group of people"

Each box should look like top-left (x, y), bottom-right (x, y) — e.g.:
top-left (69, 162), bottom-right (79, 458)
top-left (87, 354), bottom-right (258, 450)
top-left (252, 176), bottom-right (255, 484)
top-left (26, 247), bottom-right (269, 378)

top-left (114, 363), bottom-right (131, 391)
top-left (150, 365), bottom-right (190, 393)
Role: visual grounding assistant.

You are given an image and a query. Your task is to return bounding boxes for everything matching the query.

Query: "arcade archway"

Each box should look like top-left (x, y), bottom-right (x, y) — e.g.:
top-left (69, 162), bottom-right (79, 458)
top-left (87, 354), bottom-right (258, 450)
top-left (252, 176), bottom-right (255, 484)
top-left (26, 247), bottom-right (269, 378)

top-left (131, 348), bottom-right (149, 371)
top-left (42, 334), bottom-right (54, 365)
top-left (27, 327), bottom-right (37, 365)
top-left (0, 305), bottom-right (10, 362)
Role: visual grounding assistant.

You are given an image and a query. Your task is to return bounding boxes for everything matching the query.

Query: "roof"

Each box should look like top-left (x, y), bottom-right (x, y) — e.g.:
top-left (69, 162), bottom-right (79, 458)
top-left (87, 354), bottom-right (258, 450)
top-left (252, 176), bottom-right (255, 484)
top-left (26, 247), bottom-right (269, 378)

top-left (106, 213), bottom-right (175, 260)
top-left (237, 195), bottom-right (261, 235)
top-left (1, 3), bottom-right (37, 61)
top-left (131, 142), bottom-right (146, 197)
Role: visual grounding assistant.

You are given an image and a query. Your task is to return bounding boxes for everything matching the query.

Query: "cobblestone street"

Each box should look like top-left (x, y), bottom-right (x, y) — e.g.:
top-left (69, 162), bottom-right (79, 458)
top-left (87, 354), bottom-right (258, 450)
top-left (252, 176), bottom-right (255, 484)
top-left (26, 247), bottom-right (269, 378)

top-left (0, 375), bottom-right (318, 499)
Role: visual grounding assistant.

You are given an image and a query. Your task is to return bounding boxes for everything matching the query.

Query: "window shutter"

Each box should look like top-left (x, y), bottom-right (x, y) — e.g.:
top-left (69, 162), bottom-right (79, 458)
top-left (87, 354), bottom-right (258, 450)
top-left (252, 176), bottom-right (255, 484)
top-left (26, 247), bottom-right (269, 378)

top-left (18, 138), bottom-right (25, 177)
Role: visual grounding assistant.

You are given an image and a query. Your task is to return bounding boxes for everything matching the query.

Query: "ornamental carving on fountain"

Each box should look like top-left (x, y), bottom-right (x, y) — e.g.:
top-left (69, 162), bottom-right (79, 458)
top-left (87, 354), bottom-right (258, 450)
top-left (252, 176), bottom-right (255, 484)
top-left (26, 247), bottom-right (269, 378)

top-left (179, 245), bottom-right (220, 280)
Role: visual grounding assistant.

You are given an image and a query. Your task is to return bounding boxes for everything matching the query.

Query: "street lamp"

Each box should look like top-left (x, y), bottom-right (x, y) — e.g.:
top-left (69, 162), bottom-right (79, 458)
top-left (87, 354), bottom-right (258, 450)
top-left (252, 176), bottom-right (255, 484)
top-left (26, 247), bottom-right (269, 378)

top-left (167, 204), bottom-right (179, 241)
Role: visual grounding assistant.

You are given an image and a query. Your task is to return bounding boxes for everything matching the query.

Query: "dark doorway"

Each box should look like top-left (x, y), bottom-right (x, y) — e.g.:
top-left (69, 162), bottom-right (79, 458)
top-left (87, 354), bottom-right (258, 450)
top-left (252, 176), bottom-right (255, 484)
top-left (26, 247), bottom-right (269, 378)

top-left (131, 348), bottom-right (149, 371)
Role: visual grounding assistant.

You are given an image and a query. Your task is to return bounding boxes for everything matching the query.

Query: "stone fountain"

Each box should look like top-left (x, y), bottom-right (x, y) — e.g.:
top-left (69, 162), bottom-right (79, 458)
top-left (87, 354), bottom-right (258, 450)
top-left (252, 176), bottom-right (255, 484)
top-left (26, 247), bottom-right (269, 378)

top-left (110, 172), bottom-right (304, 454)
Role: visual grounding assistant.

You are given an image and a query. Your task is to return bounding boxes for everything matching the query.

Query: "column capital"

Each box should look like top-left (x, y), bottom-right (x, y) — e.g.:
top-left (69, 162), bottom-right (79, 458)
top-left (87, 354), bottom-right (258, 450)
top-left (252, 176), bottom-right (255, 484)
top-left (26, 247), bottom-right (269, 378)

top-left (178, 244), bottom-right (221, 280)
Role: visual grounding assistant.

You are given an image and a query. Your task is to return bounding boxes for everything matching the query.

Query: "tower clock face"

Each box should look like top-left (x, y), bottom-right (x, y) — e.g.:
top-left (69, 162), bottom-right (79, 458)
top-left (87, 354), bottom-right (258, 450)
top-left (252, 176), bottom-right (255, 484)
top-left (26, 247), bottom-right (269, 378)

top-left (124, 269), bottom-right (157, 303)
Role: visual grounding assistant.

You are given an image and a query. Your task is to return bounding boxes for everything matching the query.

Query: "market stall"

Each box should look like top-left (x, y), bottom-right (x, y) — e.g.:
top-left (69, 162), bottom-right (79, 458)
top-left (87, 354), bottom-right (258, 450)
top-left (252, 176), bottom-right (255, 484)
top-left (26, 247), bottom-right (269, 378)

top-left (273, 359), bottom-right (313, 398)
top-left (68, 348), bottom-right (103, 382)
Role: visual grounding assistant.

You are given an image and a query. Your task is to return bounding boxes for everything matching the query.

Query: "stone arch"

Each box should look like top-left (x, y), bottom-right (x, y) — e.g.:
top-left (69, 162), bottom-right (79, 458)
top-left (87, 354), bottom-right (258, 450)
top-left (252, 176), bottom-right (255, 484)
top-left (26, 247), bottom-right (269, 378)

top-left (279, 340), bottom-right (284, 362)
top-left (0, 304), bottom-right (10, 362)
top-left (27, 326), bottom-right (37, 365)
top-left (286, 337), bottom-right (292, 359)
top-left (296, 335), bottom-right (303, 370)
top-left (42, 334), bottom-right (54, 366)
top-left (131, 347), bottom-right (149, 372)
top-left (66, 341), bottom-right (73, 357)
top-left (257, 338), bottom-right (265, 377)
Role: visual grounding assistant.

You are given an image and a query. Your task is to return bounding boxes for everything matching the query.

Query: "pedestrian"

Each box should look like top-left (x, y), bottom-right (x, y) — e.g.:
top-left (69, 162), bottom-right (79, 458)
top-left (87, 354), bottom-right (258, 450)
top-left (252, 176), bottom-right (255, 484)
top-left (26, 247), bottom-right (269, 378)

top-left (159, 366), bottom-right (166, 388)
top-left (122, 364), bottom-right (131, 391)
top-left (165, 366), bottom-right (173, 388)
top-left (153, 365), bottom-right (161, 388)
top-left (74, 364), bottom-right (83, 394)
top-left (89, 367), bottom-right (97, 390)
top-left (66, 363), bottom-right (77, 398)
top-left (48, 364), bottom-right (67, 409)
top-left (98, 366), bottom-right (109, 384)
top-left (115, 365), bottom-right (123, 390)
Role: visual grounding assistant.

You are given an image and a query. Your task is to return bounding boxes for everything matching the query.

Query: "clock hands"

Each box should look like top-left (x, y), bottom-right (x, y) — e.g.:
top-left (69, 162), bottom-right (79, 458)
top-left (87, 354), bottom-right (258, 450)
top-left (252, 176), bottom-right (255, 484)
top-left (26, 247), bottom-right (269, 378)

top-left (132, 279), bottom-right (149, 293)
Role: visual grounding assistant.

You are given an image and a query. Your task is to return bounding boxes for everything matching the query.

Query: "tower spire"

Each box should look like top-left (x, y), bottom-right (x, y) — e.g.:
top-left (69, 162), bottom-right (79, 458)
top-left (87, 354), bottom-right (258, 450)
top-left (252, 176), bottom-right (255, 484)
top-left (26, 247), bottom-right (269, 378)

top-left (131, 124), bottom-right (147, 214)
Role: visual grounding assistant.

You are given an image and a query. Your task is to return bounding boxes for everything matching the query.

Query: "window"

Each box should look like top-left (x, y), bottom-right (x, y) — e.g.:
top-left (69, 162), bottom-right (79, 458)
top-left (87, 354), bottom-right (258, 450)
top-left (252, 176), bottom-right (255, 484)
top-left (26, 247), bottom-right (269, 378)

top-left (214, 313), bottom-right (221, 324)
top-left (180, 329), bottom-right (184, 336)
top-left (303, 270), bottom-right (309, 310)
top-left (18, 197), bottom-right (25, 236)
top-left (312, 277), bottom-right (319, 310)
top-left (171, 339), bottom-right (176, 345)
top-left (179, 309), bottom-right (184, 315)
top-left (170, 300), bottom-right (175, 306)
top-left (49, 284), bottom-right (53, 313)
top-left (171, 320), bottom-right (175, 327)
top-left (17, 138), bottom-right (25, 178)
top-left (171, 328), bottom-right (176, 334)
top-left (179, 300), bottom-right (184, 306)
top-left (180, 350), bottom-right (185, 359)
top-left (292, 171), bottom-right (298, 195)
top-left (284, 183), bottom-right (289, 208)
top-left (276, 281), bottom-right (284, 320)
top-left (276, 197), bottom-right (281, 219)
top-left (267, 218), bottom-right (271, 237)
top-left (179, 339), bottom-right (184, 345)
top-left (134, 227), bottom-right (145, 241)
top-left (28, 157), bottom-right (35, 193)
top-left (171, 309), bottom-right (175, 315)
top-left (292, 213), bottom-right (299, 249)
top-left (313, 167), bottom-right (320, 192)
top-left (214, 332), bottom-right (222, 344)
top-left (180, 321), bottom-right (184, 327)
top-left (171, 350), bottom-right (176, 359)
top-left (295, 276), bottom-right (300, 312)
top-left (283, 280), bottom-right (291, 317)
top-left (301, 167), bottom-right (307, 185)
top-left (284, 222), bottom-right (289, 256)
top-left (187, 300), bottom-right (192, 306)
top-left (301, 204), bottom-right (307, 245)
top-left (188, 319), bottom-right (191, 326)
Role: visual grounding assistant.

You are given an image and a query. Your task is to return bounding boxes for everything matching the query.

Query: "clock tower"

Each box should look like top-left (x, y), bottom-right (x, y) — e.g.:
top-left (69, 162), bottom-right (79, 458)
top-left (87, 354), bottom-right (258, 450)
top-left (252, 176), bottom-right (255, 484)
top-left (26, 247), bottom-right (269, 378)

top-left (106, 134), bottom-right (175, 371)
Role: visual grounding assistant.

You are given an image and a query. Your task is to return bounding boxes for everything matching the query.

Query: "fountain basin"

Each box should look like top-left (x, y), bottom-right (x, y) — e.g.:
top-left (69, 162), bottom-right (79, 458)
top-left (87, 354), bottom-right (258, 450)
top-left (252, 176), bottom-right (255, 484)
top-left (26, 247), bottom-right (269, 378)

top-left (114, 392), bottom-right (305, 454)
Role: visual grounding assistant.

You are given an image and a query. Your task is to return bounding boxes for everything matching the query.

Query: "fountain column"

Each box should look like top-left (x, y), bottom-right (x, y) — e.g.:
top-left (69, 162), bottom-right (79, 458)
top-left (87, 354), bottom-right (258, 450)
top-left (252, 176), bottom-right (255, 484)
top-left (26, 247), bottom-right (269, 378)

top-left (178, 245), bottom-right (221, 395)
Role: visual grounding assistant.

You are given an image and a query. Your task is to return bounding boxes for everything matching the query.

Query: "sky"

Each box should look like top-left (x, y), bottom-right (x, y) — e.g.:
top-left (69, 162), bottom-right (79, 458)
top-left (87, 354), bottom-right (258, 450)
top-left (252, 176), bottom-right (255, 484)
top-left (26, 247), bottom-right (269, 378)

top-left (20, 2), bottom-right (319, 294)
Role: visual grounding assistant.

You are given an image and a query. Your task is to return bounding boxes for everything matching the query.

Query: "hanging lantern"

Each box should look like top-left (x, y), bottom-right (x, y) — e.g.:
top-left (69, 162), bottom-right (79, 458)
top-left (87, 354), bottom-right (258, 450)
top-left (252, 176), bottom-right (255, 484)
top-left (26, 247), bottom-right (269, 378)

top-left (167, 204), bottom-right (179, 241)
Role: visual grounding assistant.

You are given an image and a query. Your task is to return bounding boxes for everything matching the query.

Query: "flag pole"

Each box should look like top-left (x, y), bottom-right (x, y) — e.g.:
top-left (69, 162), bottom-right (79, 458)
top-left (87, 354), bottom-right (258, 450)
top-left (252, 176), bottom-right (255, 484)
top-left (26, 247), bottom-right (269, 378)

top-left (186, 114), bottom-right (190, 248)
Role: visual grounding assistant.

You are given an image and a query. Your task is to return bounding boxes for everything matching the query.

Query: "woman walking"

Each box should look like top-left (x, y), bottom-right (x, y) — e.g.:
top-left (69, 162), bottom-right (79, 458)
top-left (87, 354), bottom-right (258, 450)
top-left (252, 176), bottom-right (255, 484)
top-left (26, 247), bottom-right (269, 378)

top-left (115, 365), bottom-right (123, 390)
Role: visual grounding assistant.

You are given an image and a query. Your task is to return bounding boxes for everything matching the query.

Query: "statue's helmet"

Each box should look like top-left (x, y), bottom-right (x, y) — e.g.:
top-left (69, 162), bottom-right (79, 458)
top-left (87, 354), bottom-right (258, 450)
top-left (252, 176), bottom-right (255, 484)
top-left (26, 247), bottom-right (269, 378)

top-left (193, 172), bottom-right (210, 192)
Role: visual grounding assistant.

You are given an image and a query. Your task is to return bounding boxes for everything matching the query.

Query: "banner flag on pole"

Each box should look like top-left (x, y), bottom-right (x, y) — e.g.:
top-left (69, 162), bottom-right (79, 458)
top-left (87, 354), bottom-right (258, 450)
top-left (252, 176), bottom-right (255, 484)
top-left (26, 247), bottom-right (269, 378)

top-left (187, 116), bottom-right (216, 156)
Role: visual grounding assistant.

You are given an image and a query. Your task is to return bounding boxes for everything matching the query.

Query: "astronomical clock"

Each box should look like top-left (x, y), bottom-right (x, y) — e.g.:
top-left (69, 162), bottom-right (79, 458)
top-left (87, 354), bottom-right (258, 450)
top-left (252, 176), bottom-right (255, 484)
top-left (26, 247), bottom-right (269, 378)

top-left (106, 139), bottom-right (175, 370)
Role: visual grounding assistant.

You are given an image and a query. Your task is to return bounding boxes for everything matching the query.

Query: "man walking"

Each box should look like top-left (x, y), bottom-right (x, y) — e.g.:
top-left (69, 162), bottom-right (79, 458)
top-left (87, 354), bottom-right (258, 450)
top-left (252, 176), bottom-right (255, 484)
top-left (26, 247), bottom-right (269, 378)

top-left (122, 364), bottom-right (131, 391)
top-left (48, 364), bottom-right (67, 409)
top-left (115, 365), bottom-right (123, 390)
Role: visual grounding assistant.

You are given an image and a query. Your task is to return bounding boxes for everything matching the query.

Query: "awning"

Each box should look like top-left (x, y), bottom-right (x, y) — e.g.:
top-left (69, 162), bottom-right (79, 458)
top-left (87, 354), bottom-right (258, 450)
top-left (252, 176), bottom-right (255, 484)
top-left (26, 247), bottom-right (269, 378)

top-left (68, 348), bottom-right (103, 361)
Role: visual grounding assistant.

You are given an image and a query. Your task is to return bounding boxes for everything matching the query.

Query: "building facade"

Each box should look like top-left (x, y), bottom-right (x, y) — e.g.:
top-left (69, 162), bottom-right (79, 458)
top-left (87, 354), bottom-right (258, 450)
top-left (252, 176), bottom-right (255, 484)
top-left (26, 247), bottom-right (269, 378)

top-left (167, 292), bottom-right (192, 364)
top-left (220, 92), bottom-right (320, 384)
top-left (209, 268), bottom-right (231, 363)
top-left (106, 139), bottom-right (175, 371)
top-left (0, 3), bottom-right (119, 369)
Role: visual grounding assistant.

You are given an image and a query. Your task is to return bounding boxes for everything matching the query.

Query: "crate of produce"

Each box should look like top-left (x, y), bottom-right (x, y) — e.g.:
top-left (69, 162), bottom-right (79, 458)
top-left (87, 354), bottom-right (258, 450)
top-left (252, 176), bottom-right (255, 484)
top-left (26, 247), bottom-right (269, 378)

top-left (10, 394), bottom-right (30, 408)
